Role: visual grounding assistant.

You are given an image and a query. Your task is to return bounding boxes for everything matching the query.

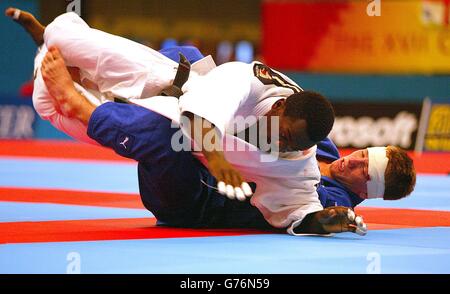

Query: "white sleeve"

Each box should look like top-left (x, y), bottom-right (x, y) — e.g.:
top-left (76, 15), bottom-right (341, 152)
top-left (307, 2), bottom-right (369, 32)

top-left (286, 202), bottom-right (325, 236)
top-left (179, 62), bottom-right (252, 137)
top-left (248, 159), bottom-right (323, 231)
top-left (253, 188), bottom-right (323, 230)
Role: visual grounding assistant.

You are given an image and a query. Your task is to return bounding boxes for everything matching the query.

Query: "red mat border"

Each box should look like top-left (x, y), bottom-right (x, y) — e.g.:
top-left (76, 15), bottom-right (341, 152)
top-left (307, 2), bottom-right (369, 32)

top-left (0, 218), bottom-right (272, 244)
top-left (1, 140), bottom-right (449, 174)
top-left (1, 207), bottom-right (449, 244)
top-left (0, 187), bottom-right (143, 209)
top-left (2, 187), bottom-right (450, 244)
top-left (0, 140), bottom-right (131, 162)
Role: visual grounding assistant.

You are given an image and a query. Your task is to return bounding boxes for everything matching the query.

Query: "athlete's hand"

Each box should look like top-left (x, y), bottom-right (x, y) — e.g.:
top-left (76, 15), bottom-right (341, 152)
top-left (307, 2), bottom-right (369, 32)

top-left (316, 207), bottom-right (367, 236)
top-left (207, 154), bottom-right (253, 201)
top-left (184, 112), bottom-right (254, 201)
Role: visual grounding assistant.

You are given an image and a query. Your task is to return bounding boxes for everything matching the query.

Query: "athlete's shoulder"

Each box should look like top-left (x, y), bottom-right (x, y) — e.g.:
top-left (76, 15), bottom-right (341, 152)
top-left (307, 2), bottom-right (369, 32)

top-left (252, 62), bottom-right (303, 93)
top-left (209, 61), bottom-right (252, 74)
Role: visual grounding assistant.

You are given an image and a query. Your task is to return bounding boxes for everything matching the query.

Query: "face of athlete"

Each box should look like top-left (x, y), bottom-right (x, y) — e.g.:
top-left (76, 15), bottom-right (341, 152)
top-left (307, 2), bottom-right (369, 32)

top-left (266, 100), bottom-right (316, 152)
top-left (278, 116), bottom-right (315, 152)
top-left (330, 149), bottom-right (371, 199)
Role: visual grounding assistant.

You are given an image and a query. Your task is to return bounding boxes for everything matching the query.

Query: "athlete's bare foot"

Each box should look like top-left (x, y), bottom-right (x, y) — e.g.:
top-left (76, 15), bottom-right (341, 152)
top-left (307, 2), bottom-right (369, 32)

top-left (41, 47), bottom-right (94, 123)
top-left (5, 7), bottom-right (45, 46)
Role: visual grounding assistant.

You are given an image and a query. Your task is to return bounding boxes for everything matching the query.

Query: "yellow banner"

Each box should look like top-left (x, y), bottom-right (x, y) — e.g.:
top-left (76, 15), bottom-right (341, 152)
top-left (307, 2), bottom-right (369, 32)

top-left (425, 103), bottom-right (450, 151)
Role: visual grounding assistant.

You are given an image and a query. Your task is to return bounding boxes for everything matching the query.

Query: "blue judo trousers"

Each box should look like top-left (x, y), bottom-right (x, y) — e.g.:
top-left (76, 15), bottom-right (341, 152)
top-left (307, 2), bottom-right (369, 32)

top-left (87, 46), bottom-right (271, 229)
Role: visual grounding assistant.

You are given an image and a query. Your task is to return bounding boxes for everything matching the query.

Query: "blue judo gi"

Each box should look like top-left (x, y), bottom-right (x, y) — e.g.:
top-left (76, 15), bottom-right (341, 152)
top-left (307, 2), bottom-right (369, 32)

top-left (87, 46), bottom-right (271, 229)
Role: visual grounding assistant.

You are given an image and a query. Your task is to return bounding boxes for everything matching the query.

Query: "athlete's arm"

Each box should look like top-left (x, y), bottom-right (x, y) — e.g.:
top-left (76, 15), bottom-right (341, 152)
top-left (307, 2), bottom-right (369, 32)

top-left (184, 112), bottom-right (252, 201)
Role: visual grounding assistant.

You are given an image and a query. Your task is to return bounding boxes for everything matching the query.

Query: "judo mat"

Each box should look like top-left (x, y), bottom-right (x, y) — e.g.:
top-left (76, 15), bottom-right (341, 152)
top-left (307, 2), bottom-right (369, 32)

top-left (1, 140), bottom-right (450, 274)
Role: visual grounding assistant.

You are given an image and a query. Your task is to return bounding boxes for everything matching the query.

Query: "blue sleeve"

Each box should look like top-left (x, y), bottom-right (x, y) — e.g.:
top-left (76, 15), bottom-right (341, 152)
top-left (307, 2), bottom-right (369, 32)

top-left (317, 185), bottom-right (354, 208)
top-left (159, 46), bottom-right (205, 64)
top-left (316, 138), bottom-right (340, 161)
top-left (87, 103), bottom-right (180, 162)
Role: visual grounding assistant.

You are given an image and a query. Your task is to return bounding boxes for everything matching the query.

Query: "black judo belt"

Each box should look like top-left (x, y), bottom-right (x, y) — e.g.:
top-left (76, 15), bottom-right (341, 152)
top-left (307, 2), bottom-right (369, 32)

top-left (160, 52), bottom-right (191, 98)
top-left (114, 52), bottom-right (191, 104)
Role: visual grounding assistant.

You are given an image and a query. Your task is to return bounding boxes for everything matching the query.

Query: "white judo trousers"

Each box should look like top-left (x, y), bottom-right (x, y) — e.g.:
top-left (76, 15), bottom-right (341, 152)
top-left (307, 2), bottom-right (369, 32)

top-left (33, 44), bottom-right (185, 144)
top-left (33, 12), bottom-right (214, 144)
top-left (33, 13), bottom-right (324, 233)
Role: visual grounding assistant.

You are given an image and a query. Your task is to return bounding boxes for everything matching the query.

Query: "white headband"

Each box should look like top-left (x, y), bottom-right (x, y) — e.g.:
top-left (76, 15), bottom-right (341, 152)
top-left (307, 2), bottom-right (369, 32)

top-left (367, 147), bottom-right (388, 199)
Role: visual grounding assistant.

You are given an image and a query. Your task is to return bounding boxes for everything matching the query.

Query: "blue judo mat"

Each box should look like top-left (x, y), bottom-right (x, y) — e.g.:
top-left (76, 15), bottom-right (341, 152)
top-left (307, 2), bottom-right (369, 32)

top-left (0, 157), bottom-right (449, 274)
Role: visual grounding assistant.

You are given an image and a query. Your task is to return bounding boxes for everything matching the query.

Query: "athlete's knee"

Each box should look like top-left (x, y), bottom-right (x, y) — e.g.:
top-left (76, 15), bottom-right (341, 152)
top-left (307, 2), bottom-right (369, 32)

top-left (48, 12), bottom-right (88, 29)
top-left (44, 12), bottom-right (89, 46)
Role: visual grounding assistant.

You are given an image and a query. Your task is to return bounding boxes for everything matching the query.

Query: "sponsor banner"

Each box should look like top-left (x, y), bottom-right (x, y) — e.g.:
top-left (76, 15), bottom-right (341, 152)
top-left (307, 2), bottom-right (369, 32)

top-left (0, 97), bottom-right (36, 139)
top-left (0, 96), bottom-right (70, 140)
top-left (425, 101), bottom-right (450, 151)
top-left (329, 102), bottom-right (422, 150)
top-left (263, 0), bottom-right (450, 73)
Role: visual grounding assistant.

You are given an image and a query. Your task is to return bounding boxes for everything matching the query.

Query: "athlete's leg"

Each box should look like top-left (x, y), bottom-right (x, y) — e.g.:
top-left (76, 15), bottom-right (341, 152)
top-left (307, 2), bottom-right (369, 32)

top-left (43, 12), bottom-right (177, 99)
top-left (36, 46), bottom-right (100, 144)
top-left (5, 8), bottom-right (45, 46)
top-left (41, 47), bottom-right (95, 123)
top-left (41, 48), bottom-right (227, 227)
top-left (4, 8), bottom-right (98, 143)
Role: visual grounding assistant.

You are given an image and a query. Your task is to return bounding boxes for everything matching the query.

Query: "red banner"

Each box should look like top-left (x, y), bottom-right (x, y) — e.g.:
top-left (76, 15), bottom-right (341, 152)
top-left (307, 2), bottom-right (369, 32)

top-left (263, 0), bottom-right (450, 73)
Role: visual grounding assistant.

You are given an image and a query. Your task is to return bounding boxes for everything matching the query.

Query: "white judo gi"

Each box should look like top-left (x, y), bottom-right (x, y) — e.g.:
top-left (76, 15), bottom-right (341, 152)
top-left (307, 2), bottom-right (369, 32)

top-left (33, 12), bottom-right (324, 234)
